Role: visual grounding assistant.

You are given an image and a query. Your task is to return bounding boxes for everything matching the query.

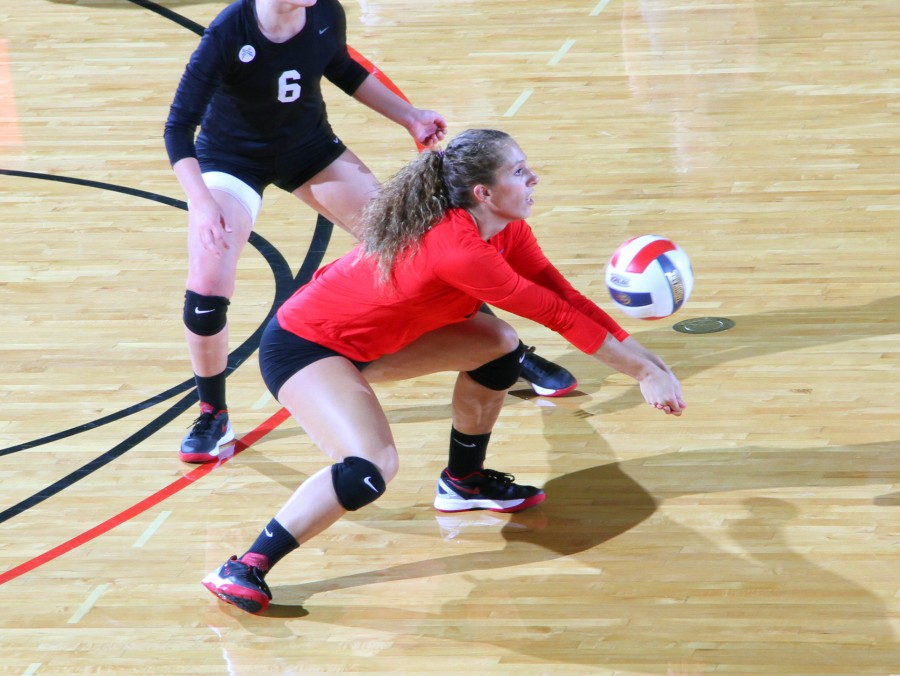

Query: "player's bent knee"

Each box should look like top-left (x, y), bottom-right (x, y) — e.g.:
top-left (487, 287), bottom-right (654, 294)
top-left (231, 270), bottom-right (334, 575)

top-left (488, 320), bottom-right (521, 355)
top-left (331, 456), bottom-right (387, 511)
top-left (183, 290), bottom-right (230, 336)
top-left (466, 341), bottom-right (527, 391)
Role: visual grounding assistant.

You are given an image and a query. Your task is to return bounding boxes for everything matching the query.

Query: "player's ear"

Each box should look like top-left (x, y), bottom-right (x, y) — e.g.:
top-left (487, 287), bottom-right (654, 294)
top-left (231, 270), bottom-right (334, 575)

top-left (473, 184), bottom-right (491, 203)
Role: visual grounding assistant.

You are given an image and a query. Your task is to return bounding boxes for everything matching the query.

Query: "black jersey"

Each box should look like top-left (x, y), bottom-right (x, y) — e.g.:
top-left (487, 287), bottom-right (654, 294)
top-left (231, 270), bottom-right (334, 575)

top-left (164, 0), bottom-right (369, 164)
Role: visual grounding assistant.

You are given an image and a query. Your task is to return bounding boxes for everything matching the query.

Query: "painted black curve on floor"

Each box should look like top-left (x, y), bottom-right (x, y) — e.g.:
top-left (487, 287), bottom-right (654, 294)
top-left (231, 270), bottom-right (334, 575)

top-left (126, 0), bottom-right (205, 36)
top-left (0, 176), bottom-right (333, 522)
top-left (0, 1), bottom-right (333, 524)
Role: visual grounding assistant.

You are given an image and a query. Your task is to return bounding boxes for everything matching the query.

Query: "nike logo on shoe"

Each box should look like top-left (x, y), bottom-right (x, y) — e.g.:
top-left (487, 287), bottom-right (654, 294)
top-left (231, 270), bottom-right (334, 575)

top-left (442, 478), bottom-right (480, 496)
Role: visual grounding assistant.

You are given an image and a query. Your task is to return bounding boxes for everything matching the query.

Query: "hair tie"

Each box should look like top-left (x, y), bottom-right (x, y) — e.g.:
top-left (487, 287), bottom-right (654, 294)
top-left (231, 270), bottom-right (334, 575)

top-left (436, 150), bottom-right (445, 160)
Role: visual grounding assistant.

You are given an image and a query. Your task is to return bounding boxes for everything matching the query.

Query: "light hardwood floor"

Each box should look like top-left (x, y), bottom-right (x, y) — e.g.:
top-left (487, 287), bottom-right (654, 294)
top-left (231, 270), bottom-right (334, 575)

top-left (1, 0), bottom-right (897, 673)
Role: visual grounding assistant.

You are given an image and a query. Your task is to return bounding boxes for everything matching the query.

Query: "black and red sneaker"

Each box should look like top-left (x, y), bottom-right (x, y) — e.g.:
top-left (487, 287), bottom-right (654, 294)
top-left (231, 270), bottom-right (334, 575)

top-left (179, 405), bottom-right (234, 463)
top-left (202, 554), bottom-right (272, 614)
top-left (519, 345), bottom-right (577, 397)
top-left (434, 468), bottom-right (546, 513)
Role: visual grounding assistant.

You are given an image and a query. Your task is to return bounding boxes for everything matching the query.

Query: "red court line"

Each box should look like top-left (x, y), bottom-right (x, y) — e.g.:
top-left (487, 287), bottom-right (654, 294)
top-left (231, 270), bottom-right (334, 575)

top-left (348, 46), bottom-right (426, 152)
top-left (0, 407), bottom-right (292, 586)
top-left (0, 48), bottom-right (416, 588)
top-left (348, 46), bottom-right (409, 103)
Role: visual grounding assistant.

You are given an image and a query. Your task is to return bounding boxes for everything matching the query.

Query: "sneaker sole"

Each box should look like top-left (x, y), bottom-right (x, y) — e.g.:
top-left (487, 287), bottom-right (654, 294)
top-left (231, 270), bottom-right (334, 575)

top-left (434, 491), bottom-right (546, 513)
top-left (201, 573), bottom-right (269, 614)
top-left (179, 424), bottom-right (236, 464)
top-left (528, 380), bottom-right (578, 397)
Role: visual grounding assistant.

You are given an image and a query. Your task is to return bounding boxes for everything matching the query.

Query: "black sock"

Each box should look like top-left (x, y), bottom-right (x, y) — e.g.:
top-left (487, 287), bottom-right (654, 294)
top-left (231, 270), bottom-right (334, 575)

top-left (195, 371), bottom-right (227, 412)
top-left (241, 519), bottom-right (299, 576)
top-left (447, 427), bottom-right (491, 477)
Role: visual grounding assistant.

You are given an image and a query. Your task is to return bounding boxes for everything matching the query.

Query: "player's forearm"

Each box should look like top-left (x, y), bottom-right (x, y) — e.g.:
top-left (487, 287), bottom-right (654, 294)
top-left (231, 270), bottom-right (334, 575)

top-left (173, 157), bottom-right (216, 208)
top-left (351, 74), bottom-right (418, 128)
top-left (619, 336), bottom-right (671, 373)
top-left (591, 333), bottom-right (663, 383)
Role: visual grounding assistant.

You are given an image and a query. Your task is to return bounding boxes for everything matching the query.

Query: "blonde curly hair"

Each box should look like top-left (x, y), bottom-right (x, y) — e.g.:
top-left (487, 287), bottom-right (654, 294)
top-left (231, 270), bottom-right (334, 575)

top-left (359, 129), bottom-right (514, 283)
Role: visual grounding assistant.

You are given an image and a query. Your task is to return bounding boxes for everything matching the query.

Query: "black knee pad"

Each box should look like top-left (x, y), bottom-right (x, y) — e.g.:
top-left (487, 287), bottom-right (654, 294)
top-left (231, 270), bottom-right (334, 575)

top-left (466, 341), bottom-right (527, 391)
top-left (183, 290), bottom-right (230, 336)
top-left (331, 456), bottom-right (386, 511)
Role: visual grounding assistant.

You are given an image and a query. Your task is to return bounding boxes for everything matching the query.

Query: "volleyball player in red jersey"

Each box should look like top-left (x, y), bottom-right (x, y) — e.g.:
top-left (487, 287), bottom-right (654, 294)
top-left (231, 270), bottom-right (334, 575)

top-left (165, 0), bottom-right (576, 464)
top-left (201, 129), bottom-right (685, 614)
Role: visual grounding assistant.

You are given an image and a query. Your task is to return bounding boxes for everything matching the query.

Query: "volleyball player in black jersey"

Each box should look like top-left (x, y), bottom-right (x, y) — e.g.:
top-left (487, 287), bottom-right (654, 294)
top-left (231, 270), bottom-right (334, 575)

top-left (164, 0), bottom-right (576, 463)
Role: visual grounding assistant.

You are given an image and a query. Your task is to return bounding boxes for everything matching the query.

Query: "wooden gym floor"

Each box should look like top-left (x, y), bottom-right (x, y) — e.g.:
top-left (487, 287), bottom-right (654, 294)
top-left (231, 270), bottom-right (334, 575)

top-left (1, 0), bottom-right (897, 673)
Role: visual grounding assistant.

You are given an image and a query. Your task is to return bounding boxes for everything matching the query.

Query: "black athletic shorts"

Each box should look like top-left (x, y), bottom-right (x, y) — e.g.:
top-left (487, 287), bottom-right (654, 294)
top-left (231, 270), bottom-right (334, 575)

top-left (259, 316), bottom-right (369, 398)
top-left (196, 129), bottom-right (348, 196)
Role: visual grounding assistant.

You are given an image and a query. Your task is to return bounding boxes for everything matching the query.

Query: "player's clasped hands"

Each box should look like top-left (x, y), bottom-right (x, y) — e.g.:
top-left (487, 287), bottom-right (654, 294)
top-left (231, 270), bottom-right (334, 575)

top-left (639, 368), bottom-right (686, 416)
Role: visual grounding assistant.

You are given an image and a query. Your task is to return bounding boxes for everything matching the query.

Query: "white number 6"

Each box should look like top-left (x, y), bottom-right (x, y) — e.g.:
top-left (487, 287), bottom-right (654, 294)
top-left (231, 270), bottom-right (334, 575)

top-left (278, 70), bottom-right (301, 103)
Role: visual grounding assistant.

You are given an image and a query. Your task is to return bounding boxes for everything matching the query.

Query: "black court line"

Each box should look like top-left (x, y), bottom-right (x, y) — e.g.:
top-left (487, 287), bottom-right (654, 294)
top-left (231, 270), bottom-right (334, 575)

top-left (0, 179), bottom-right (332, 522)
top-left (0, 169), bottom-right (187, 209)
top-left (0, 1), bottom-right (334, 524)
top-left (126, 0), bottom-right (205, 36)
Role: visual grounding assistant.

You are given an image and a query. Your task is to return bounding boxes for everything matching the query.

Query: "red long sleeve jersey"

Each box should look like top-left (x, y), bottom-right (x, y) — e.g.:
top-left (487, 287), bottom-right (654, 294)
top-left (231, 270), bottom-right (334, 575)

top-left (276, 209), bottom-right (629, 362)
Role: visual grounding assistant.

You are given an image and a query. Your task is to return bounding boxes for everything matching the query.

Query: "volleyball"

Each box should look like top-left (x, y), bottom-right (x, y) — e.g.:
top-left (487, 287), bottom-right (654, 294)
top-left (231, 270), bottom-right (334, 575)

top-left (605, 235), bottom-right (694, 320)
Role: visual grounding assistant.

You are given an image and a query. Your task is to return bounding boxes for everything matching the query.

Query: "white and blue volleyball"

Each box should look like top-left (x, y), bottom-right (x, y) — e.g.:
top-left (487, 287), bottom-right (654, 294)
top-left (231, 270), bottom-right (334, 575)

top-left (605, 235), bottom-right (694, 320)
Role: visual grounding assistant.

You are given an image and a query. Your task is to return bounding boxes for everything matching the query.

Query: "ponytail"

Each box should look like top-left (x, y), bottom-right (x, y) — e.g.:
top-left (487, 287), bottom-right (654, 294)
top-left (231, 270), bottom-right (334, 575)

top-left (359, 150), bottom-right (448, 283)
top-left (359, 129), bottom-right (514, 283)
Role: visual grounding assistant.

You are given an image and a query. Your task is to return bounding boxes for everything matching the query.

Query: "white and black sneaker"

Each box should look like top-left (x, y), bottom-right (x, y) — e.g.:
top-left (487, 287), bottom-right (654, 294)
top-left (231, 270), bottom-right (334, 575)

top-left (202, 554), bottom-right (272, 614)
top-left (434, 468), bottom-right (546, 513)
top-left (520, 346), bottom-right (577, 397)
top-left (179, 405), bottom-right (235, 463)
